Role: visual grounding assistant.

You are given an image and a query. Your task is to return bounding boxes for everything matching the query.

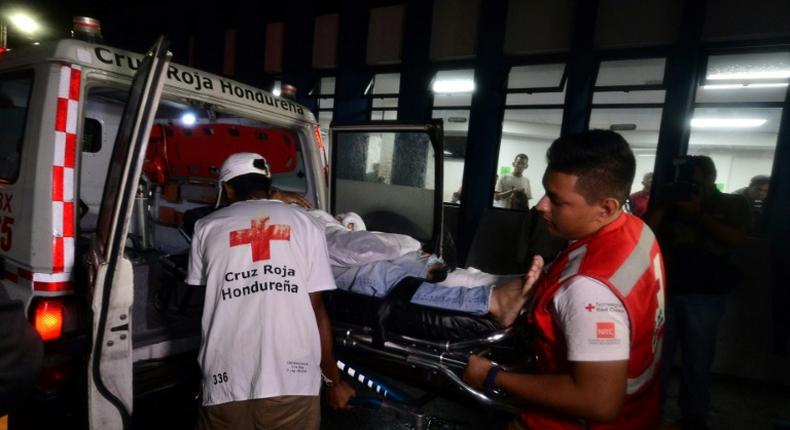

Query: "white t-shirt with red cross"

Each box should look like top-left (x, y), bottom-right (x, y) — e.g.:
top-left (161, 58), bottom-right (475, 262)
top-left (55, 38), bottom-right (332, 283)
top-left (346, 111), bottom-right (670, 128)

top-left (550, 276), bottom-right (631, 361)
top-left (186, 199), bottom-right (336, 406)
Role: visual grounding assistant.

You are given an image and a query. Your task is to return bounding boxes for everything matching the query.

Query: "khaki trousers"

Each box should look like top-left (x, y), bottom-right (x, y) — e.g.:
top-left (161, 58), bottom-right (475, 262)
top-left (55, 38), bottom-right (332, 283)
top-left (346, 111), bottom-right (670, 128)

top-left (196, 395), bottom-right (320, 430)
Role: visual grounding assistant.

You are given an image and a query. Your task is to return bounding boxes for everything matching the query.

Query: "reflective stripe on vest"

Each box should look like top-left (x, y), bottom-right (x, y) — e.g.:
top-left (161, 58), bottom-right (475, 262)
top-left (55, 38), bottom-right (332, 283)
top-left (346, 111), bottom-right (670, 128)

top-left (559, 244), bottom-right (588, 284)
top-left (609, 225), bottom-right (654, 296)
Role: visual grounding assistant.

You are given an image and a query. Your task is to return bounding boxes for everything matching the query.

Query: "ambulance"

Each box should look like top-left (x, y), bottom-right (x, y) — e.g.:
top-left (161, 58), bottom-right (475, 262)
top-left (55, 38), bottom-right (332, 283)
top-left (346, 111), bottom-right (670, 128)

top-left (0, 26), bottom-right (444, 429)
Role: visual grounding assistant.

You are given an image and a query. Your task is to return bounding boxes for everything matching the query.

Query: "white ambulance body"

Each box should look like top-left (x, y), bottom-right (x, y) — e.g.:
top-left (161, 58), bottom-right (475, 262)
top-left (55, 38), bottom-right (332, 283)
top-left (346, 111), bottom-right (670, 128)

top-left (0, 36), bottom-right (442, 429)
top-left (0, 37), bottom-right (331, 429)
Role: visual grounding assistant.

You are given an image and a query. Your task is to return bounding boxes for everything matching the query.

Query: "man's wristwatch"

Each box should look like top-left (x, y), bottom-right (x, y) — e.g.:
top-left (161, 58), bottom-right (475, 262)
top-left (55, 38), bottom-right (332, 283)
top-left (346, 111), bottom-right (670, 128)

top-left (484, 365), bottom-right (503, 393)
top-left (321, 372), bottom-right (336, 388)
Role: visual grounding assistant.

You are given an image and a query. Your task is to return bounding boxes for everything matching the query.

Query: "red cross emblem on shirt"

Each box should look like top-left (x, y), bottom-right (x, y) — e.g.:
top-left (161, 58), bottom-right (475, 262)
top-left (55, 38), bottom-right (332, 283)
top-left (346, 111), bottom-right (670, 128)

top-left (585, 303), bottom-right (595, 312)
top-left (229, 217), bottom-right (291, 262)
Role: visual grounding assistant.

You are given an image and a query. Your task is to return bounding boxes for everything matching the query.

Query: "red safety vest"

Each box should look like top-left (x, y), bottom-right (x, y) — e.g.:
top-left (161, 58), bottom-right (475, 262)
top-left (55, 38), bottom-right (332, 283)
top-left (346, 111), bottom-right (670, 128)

top-left (519, 213), bottom-right (665, 430)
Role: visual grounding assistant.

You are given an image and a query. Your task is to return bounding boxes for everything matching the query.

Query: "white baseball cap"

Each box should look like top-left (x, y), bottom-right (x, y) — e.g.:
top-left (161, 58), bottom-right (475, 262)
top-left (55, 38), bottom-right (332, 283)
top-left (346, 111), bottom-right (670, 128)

top-left (216, 152), bottom-right (271, 206)
top-left (219, 152), bottom-right (271, 182)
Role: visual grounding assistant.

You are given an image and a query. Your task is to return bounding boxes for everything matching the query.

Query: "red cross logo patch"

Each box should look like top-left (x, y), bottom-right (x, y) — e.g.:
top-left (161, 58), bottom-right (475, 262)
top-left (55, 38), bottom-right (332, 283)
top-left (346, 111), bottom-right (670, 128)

top-left (229, 217), bottom-right (291, 262)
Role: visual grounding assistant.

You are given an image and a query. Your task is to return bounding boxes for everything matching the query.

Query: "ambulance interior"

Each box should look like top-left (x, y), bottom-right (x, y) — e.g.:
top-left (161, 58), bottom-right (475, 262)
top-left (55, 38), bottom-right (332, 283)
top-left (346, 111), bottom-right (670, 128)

top-left (79, 87), bottom-right (310, 363)
top-left (78, 86), bottom-right (532, 411)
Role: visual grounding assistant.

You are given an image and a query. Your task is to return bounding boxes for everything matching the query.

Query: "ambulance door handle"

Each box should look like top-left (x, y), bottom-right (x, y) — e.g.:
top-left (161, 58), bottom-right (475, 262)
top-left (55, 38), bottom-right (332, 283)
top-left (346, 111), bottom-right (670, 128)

top-left (110, 323), bottom-right (129, 332)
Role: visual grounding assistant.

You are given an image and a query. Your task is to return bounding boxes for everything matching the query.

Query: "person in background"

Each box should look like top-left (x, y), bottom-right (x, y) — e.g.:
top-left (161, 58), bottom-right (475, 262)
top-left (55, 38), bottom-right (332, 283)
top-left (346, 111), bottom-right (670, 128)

top-left (187, 153), bottom-right (354, 430)
top-left (451, 187), bottom-right (462, 204)
top-left (646, 156), bottom-right (749, 430)
top-left (495, 154), bottom-right (532, 210)
top-left (733, 174), bottom-right (770, 235)
top-left (464, 130), bottom-right (665, 429)
top-left (629, 172), bottom-right (653, 218)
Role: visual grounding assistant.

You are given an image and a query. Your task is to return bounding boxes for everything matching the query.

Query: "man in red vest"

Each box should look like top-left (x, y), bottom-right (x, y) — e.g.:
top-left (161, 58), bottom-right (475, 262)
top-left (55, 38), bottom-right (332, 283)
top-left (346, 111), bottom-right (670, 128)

top-left (463, 130), bottom-right (665, 429)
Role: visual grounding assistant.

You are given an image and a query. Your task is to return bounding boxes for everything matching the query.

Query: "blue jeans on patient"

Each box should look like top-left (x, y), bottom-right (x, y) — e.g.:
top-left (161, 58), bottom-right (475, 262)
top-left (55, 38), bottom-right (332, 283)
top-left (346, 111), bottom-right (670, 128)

top-left (332, 252), bottom-right (491, 315)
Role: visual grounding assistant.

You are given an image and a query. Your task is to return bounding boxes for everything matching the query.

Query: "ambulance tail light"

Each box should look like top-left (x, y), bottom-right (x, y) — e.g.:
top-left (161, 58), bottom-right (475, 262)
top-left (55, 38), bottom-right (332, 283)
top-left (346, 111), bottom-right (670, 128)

top-left (0, 47), bottom-right (7, 55)
top-left (34, 300), bottom-right (64, 341)
top-left (313, 126), bottom-right (329, 184)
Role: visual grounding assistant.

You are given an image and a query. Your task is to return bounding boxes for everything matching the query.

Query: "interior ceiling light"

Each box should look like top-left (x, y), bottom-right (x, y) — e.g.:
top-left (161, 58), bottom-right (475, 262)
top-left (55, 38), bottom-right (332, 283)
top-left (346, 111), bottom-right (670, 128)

top-left (690, 118), bottom-right (766, 128)
top-left (703, 83), bottom-right (789, 90)
top-left (180, 112), bottom-right (197, 126)
top-left (708, 70), bottom-right (790, 80)
top-left (432, 79), bottom-right (475, 94)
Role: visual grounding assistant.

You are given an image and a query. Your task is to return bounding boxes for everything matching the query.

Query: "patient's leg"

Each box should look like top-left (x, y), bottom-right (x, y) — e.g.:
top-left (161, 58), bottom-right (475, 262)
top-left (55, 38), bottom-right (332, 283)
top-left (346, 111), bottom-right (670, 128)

top-left (410, 277), bottom-right (525, 327)
top-left (334, 252), bottom-right (431, 296)
top-left (436, 267), bottom-right (506, 288)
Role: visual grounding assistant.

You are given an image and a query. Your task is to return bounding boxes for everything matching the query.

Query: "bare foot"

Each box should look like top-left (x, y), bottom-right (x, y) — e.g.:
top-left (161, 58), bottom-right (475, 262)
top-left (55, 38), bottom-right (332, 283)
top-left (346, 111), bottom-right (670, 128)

top-left (522, 255), bottom-right (544, 296)
top-left (488, 256), bottom-right (544, 327)
top-left (489, 276), bottom-right (528, 327)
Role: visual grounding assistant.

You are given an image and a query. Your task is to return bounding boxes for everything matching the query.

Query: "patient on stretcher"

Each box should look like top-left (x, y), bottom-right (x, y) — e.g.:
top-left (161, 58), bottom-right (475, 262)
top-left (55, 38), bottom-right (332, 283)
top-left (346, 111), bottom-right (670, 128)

top-left (308, 210), bottom-right (543, 327)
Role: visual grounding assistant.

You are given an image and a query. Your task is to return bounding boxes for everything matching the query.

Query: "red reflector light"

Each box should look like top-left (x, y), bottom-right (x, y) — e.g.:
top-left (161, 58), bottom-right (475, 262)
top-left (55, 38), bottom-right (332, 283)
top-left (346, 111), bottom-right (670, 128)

top-left (313, 126), bottom-right (324, 150)
top-left (0, 47), bottom-right (7, 55)
top-left (34, 300), bottom-right (64, 341)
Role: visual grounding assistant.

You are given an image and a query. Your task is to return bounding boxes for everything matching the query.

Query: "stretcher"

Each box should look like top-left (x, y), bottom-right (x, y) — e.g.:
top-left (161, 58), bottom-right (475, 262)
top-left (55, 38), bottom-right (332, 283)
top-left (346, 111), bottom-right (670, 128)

top-left (323, 276), bottom-right (538, 417)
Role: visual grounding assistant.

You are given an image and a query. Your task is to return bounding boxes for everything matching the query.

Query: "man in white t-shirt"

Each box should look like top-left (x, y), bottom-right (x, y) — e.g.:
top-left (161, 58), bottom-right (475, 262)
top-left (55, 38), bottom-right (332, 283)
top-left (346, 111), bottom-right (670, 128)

top-left (187, 153), bottom-right (355, 430)
top-left (494, 154), bottom-right (532, 209)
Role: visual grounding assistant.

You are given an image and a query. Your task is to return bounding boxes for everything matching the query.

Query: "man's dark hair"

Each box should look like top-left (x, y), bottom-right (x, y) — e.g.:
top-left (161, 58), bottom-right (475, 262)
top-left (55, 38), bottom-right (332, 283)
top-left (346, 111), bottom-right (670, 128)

top-left (514, 153), bottom-right (528, 162)
top-left (227, 173), bottom-right (272, 201)
top-left (546, 130), bottom-right (635, 204)
top-left (749, 174), bottom-right (770, 187)
top-left (690, 155), bottom-right (716, 181)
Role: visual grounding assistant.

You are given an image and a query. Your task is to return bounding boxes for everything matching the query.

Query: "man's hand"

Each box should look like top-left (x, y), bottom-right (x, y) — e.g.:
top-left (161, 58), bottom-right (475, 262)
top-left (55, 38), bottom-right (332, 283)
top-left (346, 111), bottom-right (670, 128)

top-left (522, 255), bottom-right (544, 296)
top-left (326, 380), bottom-right (356, 410)
top-left (271, 189), bottom-right (312, 209)
top-left (463, 354), bottom-right (494, 389)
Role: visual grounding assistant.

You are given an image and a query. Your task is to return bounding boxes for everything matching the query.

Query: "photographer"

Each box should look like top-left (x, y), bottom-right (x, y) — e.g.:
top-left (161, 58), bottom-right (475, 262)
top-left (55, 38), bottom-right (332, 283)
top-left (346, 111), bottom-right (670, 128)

top-left (645, 155), bottom-right (750, 429)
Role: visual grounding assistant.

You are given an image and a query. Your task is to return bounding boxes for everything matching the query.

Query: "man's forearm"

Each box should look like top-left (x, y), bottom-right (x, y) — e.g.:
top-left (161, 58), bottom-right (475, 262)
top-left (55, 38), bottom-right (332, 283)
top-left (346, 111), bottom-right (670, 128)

top-left (496, 370), bottom-right (624, 422)
top-left (313, 295), bottom-right (341, 383)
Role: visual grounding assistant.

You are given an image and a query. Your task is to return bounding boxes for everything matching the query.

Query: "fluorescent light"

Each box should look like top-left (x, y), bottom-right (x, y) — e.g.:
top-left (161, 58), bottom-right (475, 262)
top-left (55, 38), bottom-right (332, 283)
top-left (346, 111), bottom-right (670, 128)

top-left (432, 79), bottom-right (475, 94)
top-left (708, 70), bottom-right (790, 80)
top-left (272, 87), bottom-right (281, 97)
top-left (9, 13), bottom-right (41, 35)
top-left (180, 113), bottom-right (197, 126)
top-left (703, 83), bottom-right (789, 90)
top-left (691, 118), bottom-right (766, 128)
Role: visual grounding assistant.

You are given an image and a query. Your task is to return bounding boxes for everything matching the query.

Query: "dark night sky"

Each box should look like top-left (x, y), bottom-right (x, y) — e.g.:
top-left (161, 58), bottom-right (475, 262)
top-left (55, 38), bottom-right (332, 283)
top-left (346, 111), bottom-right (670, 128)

top-left (6, 1), bottom-right (292, 51)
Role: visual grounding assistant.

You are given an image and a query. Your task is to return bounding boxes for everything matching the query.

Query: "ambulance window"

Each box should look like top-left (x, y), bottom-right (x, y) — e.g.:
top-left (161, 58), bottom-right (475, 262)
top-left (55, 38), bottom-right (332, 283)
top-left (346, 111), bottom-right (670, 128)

top-left (0, 71), bottom-right (33, 182)
top-left (82, 118), bottom-right (102, 153)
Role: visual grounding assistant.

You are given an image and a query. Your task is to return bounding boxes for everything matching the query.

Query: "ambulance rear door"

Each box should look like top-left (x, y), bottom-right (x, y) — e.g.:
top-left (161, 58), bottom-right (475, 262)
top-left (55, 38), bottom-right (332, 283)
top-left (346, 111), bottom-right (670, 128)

top-left (85, 37), bottom-right (171, 430)
top-left (329, 120), bottom-right (444, 256)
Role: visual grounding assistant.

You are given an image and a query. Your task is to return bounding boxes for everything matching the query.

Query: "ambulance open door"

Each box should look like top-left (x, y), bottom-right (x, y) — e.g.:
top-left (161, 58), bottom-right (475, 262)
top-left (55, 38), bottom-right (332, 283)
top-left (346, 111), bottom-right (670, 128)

top-left (84, 37), bottom-right (171, 430)
top-left (328, 120), bottom-right (445, 257)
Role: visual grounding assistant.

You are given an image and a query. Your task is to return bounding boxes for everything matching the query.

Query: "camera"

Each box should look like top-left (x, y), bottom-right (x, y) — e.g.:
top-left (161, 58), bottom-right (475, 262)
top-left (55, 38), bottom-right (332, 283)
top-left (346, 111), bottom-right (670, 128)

top-left (668, 156), bottom-right (700, 201)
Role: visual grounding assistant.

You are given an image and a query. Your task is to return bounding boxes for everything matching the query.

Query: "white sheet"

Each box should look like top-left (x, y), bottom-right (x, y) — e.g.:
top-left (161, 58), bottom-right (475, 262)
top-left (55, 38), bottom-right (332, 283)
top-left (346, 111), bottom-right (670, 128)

top-left (308, 210), bottom-right (422, 268)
